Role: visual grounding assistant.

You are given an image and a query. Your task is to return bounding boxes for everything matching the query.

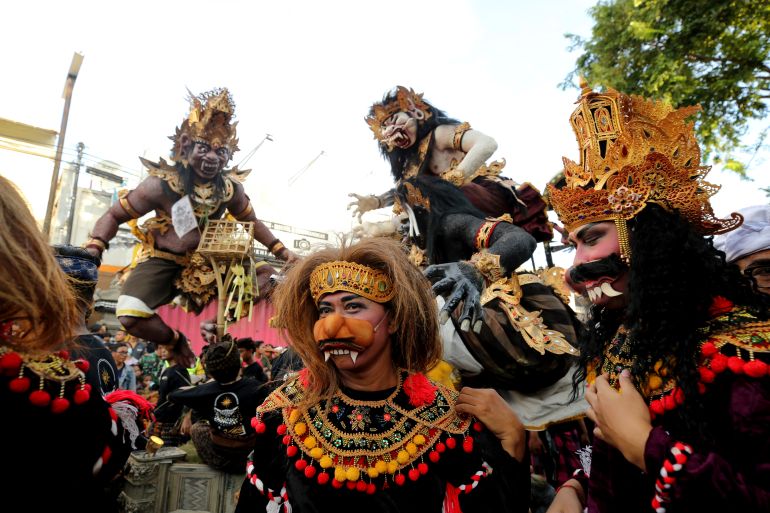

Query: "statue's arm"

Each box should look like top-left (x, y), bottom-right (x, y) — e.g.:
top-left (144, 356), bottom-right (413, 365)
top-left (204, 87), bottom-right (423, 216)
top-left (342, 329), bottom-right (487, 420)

top-left (434, 124), bottom-right (498, 179)
top-left (347, 189), bottom-right (395, 221)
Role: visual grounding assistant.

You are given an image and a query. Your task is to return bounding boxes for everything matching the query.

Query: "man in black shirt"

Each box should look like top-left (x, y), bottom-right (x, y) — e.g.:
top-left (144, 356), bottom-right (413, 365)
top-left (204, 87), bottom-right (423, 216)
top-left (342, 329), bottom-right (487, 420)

top-left (236, 337), bottom-right (268, 383)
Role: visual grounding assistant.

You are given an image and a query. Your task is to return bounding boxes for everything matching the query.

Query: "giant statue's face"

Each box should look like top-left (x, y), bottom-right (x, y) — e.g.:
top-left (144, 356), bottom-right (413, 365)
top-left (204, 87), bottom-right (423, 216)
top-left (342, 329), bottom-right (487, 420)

top-left (381, 111), bottom-right (418, 150)
top-left (188, 140), bottom-right (230, 181)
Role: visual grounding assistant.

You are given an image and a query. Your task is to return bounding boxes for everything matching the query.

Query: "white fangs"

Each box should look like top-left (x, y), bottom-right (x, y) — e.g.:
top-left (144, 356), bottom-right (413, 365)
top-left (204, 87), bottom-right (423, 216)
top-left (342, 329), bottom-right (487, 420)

top-left (587, 282), bottom-right (623, 302)
top-left (349, 351), bottom-right (358, 364)
top-left (323, 349), bottom-right (359, 364)
top-left (324, 351), bottom-right (331, 362)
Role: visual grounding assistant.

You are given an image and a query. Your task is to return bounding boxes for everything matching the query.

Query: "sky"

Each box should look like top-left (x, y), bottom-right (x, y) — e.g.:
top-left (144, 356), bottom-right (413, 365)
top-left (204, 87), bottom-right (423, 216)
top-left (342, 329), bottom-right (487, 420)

top-left (2, 0), bottom-right (767, 269)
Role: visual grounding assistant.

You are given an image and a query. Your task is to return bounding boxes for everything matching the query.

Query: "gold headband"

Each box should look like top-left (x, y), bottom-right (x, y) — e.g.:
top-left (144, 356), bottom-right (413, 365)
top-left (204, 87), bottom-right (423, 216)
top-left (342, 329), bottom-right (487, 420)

top-left (309, 261), bottom-right (395, 304)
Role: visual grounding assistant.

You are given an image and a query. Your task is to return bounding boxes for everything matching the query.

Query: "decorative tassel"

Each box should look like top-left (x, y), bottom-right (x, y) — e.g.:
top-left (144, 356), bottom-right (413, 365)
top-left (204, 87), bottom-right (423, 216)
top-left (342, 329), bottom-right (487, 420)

top-left (403, 373), bottom-right (437, 407)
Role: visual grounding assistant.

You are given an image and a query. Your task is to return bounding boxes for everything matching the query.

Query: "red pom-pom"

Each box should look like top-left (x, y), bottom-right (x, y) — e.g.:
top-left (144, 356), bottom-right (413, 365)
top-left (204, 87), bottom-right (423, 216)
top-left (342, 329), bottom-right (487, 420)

top-left (662, 394), bottom-right (677, 411)
top-left (331, 478), bottom-right (343, 489)
top-left (286, 445), bottom-right (298, 457)
top-left (418, 462), bottom-right (428, 475)
top-left (436, 442), bottom-right (446, 453)
top-left (445, 437), bottom-right (457, 450)
top-left (355, 480), bottom-right (367, 492)
top-left (366, 483), bottom-right (376, 495)
top-left (9, 376), bottom-right (30, 393)
top-left (250, 417), bottom-right (258, 429)
top-left (697, 382), bottom-right (707, 394)
top-left (29, 389), bottom-right (51, 407)
top-left (727, 356), bottom-right (745, 374)
top-left (73, 388), bottom-right (90, 405)
top-left (254, 422), bottom-right (266, 434)
top-left (674, 387), bottom-right (685, 405)
top-left (83, 383), bottom-right (92, 392)
top-left (700, 341), bottom-right (718, 357)
top-left (304, 465), bottom-right (316, 479)
top-left (473, 422), bottom-right (483, 432)
top-left (0, 352), bottom-right (22, 374)
top-left (51, 397), bottom-right (70, 414)
top-left (282, 435), bottom-right (292, 445)
top-left (394, 474), bottom-right (406, 486)
top-left (649, 399), bottom-right (665, 416)
top-left (428, 450), bottom-right (440, 463)
top-left (710, 353), bottom-right (728, 373)
top-left (708, 297), bottom-right (733, 318)
top-left (346, 481), bottom-right (356, 490)
top-left (408, 468), bottom-right (420, 481)
top-left (744, 360), bottom-right (768, 378)
top-left (74, 359), bottom-right (90, 373)
top-left (277, 424), bottom-right (287, 435)
top-left (462, 436), bottom-right (474, 453)
top-left (402, 373), bottom-right (437, 407)
top-left (317, 472), bottom-right (330, 485)
top-left (295, 459), bottom-right (308, 471)
top-left (699, 367), bottom-right (716, 383)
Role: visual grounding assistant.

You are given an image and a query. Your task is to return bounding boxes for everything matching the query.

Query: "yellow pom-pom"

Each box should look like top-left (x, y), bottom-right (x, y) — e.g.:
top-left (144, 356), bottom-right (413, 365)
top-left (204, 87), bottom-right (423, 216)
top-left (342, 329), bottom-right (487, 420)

top-left (320, 455), bottom-right (334, 469)
top-left (294, 422), bottom-right (307, 436)
top-left (310, 447), bottom-right (324, 459)
top-left (303, 436), bottom-right (317, 449)
top-left (387, 460), bottom-right (398, 474)
top-left (413, 434), bottom-right (426, 445)
top-left (346, 467), bottom-right (360, 481)
top-left (288, 409), bottom-right (300, 424)
top-left (367, 467), bottom-right (379, 479)
top-left (648, 374), bottom-right (663, 390)
top-left (406, 442), bottom-right (418, 455)
top-left (396, 450), bottom-right (409, 464)
top-left (334, 466), bottom-right (347, 482)
top-left (374, 460), bottom-right (388, 474)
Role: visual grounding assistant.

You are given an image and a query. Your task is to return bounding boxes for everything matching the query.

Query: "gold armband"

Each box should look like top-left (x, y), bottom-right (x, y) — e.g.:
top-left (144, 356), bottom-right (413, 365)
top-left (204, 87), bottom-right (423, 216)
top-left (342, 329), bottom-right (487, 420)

top-left (470, 251), bottom-right (503, 283)
top-left (453, 122), bottom-right (471, 151)
top-left (85, 238), bottom-right (107, 252)
top-left (232, 202), bottom-right (254, 220)
top-left (118, 190), bottom-right (142, 219)
top-left (271, 241), bottom-right (286, 256)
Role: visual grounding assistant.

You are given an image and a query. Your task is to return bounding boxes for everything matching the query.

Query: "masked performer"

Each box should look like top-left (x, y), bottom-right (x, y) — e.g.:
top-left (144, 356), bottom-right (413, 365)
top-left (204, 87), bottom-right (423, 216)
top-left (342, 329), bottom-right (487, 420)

top-left (349, 86), bottom-right (552, 243)
top-left (235, 237), bottom-right (529, 513)
top-left (86, 88), bottom-right (294, 366)
top-left (545, 82), bottom-right (770, 513)
top-left (0, 177), bottom-right (152, 512)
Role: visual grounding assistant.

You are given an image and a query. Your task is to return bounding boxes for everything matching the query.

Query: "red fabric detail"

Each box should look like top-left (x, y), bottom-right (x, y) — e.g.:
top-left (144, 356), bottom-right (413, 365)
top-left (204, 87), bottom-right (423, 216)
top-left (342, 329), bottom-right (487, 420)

top-left (101, 445), bottom-right (112, 463)
top-left (708, 296), bottom-right (734, 318)
top-left (403, 373), bottom-right (437, 407)
top-left (105, 389), bottom-right (155, 420)
top-left (58, 350), bottom-right (70, 360)
top-left (156, 300), bottom-right (284, 355)
top-left (443, 482), bottom-right (462, 512)
top-left (0, 352), bottom-right (22, 375)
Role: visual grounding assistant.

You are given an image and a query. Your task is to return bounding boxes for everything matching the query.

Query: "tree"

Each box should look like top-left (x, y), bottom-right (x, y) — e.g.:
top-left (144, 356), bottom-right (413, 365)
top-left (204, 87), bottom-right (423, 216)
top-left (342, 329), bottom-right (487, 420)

top-left (564, 0), bottom-right (770, 175)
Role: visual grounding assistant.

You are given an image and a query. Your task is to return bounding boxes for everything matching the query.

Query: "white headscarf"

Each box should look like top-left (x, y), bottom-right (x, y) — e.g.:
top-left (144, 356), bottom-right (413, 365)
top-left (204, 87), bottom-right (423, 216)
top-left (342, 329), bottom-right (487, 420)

top-left (714, 205), bottom-right (770, 263)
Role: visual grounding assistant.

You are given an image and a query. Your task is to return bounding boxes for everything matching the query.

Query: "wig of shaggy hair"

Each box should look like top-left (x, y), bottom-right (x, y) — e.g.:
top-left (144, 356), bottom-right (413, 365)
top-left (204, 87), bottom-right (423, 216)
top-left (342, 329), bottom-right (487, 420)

top-left (574, 204), bottom-right (768, 445)
top-left (272, 237), bottom-right (442, 407)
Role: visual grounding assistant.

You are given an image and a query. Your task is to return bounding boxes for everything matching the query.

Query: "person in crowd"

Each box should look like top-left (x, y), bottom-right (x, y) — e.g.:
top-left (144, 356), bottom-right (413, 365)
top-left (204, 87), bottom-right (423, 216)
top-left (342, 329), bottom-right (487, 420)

top-left (715, 204), bottom-right (770, 296)
top-left (236, 237), bottom-right (529, 513)
top-left (171, 338), bottom-right (269, 472)
top-left (236, 337), bottom-right (268, 383)
top-left (139, 341), bottom-right (165, 383)
top-left (0, 177), bottom-right (151, 512)
top-left (111, 341), bottom-right (137, 392)
top-left (546, 83), bottom-right (770, 512)
top-left (148, 343), bottom-right (192, 446)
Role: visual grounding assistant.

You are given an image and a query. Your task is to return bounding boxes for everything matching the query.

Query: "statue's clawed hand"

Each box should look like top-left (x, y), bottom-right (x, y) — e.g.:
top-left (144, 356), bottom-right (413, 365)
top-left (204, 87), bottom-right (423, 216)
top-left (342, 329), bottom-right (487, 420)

top-left (424, 262), bottom-right (485, 333)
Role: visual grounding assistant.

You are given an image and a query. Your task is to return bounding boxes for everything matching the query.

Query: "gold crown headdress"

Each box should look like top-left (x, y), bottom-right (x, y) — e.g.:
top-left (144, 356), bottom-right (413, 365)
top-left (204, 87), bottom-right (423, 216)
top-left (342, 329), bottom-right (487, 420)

top-left (365, 86), bottom-right (433, 143)
top-left (309, 261), bottom-right (395, 304)
top-left (171, 88), bottom-right (240, 160)
top-left (547, 80), bottom-right (742, 260)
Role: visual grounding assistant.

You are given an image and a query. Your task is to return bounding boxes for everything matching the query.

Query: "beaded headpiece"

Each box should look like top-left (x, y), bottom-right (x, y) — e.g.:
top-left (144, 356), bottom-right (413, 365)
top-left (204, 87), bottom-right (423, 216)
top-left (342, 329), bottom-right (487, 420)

top-left (171, 88), bottom-right (240, 160)
top-left (547, 81), bottom-right (743, 244)
top-left (365, 86), bottom-right (432, 143)
top-left (309, 261), bottom-right (395, 304)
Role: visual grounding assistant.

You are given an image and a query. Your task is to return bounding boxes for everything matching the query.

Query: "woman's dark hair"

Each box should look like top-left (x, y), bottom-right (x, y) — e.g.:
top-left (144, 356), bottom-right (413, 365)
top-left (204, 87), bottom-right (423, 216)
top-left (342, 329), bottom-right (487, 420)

top-left (573, 204), bottom-right (768, 445)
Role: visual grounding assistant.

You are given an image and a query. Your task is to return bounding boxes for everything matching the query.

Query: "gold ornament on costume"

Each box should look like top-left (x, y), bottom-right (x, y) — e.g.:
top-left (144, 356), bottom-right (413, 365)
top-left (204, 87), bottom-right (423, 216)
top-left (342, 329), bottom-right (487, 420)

top-left (309, 261), bottom-right (395, 304)
top-left (171, 88), bottom-right (240, 160)
top-left (547, 80), bottom-right (742, 235)
top-left (365, 86), bottom-right (433, 143)
top-left (402, 181), bottom-right (431, 211)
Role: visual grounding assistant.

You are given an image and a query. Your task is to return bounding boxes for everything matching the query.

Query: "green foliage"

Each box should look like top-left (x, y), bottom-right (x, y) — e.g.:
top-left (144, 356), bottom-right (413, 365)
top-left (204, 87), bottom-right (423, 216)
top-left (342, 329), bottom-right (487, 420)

top-left (564, 0), bottom-right (770, 171)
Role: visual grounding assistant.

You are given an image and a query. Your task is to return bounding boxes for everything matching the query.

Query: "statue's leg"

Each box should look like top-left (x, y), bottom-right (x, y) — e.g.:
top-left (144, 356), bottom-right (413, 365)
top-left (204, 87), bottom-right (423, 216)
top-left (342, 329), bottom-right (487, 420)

top-left (118, 312), bottom-right (174, 345)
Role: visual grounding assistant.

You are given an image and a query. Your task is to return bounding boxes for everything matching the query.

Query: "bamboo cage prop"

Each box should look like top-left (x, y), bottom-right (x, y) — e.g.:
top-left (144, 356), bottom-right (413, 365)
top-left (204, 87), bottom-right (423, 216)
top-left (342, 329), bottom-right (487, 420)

top-left (196, 219), bottom-right (257, 338)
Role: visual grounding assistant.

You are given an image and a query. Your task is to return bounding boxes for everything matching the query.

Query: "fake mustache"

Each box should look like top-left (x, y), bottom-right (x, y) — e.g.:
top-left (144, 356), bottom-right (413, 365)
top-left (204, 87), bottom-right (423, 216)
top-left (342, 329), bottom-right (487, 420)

top-left (314, 315), bottom-right (375, 364)
top-left (569, 253), bottom-right (628, 285)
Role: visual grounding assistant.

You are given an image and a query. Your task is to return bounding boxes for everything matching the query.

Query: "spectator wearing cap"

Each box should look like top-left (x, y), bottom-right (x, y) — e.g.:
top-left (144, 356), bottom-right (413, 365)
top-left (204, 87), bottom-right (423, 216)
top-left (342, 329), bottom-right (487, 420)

top-left (170, 340), bottom-right (269, 472)
top-left (715, 204), bottom-right (770, 295)
top-left (236, 337), bottom-right (268, 383)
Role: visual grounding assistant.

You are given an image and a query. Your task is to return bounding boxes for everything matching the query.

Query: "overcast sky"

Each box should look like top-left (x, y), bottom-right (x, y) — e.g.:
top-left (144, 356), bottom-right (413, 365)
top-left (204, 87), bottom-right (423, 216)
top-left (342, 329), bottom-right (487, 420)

top-left (2, 0), bottom-right (767, 270)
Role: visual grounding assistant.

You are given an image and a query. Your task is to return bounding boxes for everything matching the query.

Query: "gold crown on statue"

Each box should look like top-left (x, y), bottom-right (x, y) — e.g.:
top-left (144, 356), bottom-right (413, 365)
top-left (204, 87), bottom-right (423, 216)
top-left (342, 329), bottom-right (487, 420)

top-left (365, 86), bottom-right (432, 142)
top-left (309, 261), bottom-right (395, 304)
top-left (172, 88), bottom-right (240, 160)
top-left (547, 80), bottom-right (742, 235)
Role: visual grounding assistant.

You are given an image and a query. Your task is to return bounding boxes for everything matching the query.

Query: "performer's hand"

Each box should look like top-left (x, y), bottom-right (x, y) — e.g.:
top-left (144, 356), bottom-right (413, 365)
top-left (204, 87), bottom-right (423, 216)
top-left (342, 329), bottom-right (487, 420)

top-left (424, 262), bottom-right (485, 333)
top-left (546, 479), bottom-right (584, 513)
top-left (347, 193), bottom-right (379, 221)
top-left (455, 387), bottom-right (525, 461)
top-left (585, 371), bottom-right (652, 472)
top-left (179, 411), bottom-right (193, 437)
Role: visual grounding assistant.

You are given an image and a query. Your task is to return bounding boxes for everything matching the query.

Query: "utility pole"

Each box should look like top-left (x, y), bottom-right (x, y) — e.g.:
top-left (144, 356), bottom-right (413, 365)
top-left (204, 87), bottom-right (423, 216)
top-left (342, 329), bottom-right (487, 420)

top-left (43, 52), bottom-right (84, 238)
top-left (64, 142), bottom-right (85, 244)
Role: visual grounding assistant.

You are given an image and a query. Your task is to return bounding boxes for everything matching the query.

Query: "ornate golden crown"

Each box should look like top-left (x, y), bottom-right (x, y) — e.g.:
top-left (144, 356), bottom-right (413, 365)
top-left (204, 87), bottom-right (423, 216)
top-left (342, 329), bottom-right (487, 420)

top-left (172, 88), bottom-right (240, 160)
top-left (365, 86), bottom-right (432, 143)
top-left (309, 261), bottom-right (395, 304)
top-left (547, 81), bottom-right (742, 235)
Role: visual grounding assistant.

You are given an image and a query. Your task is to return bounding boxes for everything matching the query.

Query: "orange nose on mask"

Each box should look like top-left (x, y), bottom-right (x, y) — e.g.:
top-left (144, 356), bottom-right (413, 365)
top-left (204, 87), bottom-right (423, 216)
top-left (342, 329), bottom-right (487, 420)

top-left (313, 314), bottom-right (375, 347)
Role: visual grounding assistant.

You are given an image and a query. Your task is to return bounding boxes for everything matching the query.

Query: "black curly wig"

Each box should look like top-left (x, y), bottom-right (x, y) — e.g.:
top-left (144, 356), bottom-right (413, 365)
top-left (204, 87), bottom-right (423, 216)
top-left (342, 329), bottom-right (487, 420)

top-left (573, 204), bottom-right (768, 445)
